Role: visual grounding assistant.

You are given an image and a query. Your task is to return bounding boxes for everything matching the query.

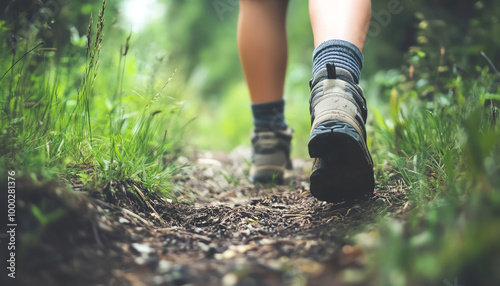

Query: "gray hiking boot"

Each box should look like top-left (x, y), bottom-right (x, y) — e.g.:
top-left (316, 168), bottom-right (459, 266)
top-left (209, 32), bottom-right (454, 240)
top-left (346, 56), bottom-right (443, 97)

top-left (308, 63), bottom-right (374, 202)
top-left (249, 127), bottom-right (293, 184)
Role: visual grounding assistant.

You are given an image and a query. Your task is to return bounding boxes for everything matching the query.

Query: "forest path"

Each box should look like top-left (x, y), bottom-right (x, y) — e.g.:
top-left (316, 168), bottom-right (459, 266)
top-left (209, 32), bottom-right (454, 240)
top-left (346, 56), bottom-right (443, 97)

top-left (111, 148), bottom-right (405, 286)
top-left (18, 148), bottom-right (407, 286)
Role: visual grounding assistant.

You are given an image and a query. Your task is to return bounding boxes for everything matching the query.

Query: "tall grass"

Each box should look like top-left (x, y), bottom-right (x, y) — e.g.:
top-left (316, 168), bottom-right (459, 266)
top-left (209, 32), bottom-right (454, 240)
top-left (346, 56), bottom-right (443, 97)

top-left (368, 58), bottom-right (500, 285)
top-left (0, 0), bottom-right (184, 199)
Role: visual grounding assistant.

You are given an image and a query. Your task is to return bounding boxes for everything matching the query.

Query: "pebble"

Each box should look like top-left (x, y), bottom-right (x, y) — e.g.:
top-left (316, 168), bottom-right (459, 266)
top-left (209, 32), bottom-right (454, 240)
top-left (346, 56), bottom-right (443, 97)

top-left (221, 273), bottom-right (238, 286)
top-left (131, 243), bottom-right (153, 255)
top-left (198, 242), bottom-right (210, 252)
top-left (157, 260), bottom-right (172, 273)
top-left (177, 156), bottom-right (189, 165)
top-left (197, 158), bottom-right (223, 167)
top-left (118, 217), bottom-right (130, 224)
top-left (153, 275), bottom-right (164, 285)
top-left (215, 250), bottom-right (237, 260)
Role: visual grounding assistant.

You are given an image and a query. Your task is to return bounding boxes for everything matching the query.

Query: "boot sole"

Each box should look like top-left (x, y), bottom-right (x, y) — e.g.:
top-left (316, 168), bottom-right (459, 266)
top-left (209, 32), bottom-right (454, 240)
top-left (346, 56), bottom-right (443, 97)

top-left (308, 120), bottom-right (374, 203)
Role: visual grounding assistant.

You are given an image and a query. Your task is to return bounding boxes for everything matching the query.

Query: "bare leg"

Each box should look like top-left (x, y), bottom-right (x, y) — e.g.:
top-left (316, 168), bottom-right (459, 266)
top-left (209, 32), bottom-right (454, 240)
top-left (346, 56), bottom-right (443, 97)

top-left (308, 0), bottom-right (374, 202)
top-left (309, 0), bottom-right (371, 50)
top-left (238, 0), bottom-right (289, 104)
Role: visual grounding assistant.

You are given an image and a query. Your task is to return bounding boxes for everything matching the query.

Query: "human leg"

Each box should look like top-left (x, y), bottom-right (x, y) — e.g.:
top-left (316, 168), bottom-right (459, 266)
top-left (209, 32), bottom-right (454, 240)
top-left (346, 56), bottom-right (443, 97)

top-left (308, 0), bottom-right (374, 202)
top-left (238, 0), bottom-right (292, 183)
top-left (309, 0), bottom-right (371, 82)
top-left (309, 0), bottom-right (371, 50)
top-left (238, 0), bottom-right (289, 105)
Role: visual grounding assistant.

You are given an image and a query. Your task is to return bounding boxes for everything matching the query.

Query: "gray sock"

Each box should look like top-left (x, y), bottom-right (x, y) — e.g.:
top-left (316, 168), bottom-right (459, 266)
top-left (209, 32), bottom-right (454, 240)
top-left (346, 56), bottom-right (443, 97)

top-left (251, 99), bottom-right (287, 131)
top-left (312, 39), bottom-right (364, 83)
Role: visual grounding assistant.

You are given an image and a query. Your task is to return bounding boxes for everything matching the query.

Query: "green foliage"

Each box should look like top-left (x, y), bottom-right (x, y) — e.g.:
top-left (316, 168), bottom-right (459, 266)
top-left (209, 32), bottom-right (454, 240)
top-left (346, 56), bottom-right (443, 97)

top-left (30, 203), bottom-right (64, 227)
top-left (367, 2), bottom-right (500, 284)
top-left (0, 0), bottom-right (184, 198)
top-left (372, 67), bottom-right (500, 283)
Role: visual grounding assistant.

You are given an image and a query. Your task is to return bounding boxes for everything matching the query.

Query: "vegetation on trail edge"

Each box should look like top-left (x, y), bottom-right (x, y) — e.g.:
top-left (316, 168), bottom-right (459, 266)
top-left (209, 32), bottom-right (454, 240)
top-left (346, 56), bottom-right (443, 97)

top-left (1, 0), bottom-right (184, 199)
top-left (1, 0), bottom-right (499, 285)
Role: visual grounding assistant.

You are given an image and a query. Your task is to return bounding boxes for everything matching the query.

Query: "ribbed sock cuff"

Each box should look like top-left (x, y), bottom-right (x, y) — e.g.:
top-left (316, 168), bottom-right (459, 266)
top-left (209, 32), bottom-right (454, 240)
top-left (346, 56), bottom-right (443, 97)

top-left (312, 39), bottom-right (364, 83)
top-left (251, 99), bottom-right (287, 131)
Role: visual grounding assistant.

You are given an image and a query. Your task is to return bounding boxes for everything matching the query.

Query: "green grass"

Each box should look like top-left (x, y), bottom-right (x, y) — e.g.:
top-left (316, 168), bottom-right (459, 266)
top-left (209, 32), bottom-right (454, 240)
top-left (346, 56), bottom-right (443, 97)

top-left (366, 60), bottom-right (500, 285)
top-left (0, 0), bottom-right (184, 199)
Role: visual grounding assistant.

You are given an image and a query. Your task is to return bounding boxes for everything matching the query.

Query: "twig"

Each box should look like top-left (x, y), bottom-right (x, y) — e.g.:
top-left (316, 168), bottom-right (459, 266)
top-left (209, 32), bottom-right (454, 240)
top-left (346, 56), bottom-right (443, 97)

top-left (91, 198), bottom-right (153, 226)
top-left (480, 51), bottom-right (500, 75)
top-left (156, 227), bottom-right (211, 242)
top-left (283, 213), bottom-right (306, 218)
top-left (155, 227), bottom-right (181, 232)
top-left (122, 207), bottom-right (152, 226)
top-left (345, 208), bottom-right (353, 217)
top-left (132, 183), bottom-right (163, 223)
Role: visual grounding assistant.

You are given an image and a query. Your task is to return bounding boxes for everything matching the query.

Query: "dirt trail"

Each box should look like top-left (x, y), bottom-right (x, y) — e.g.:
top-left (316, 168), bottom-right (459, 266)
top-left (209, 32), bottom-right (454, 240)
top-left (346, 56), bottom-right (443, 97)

top-left (16, 148), bottom-right (406, 286)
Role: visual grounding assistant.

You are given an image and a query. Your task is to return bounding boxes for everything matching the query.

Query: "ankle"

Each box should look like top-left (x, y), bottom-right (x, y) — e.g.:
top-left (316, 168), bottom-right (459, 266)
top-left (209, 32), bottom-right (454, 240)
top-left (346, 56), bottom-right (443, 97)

top-left (251, 99), bottom-right (288, 131)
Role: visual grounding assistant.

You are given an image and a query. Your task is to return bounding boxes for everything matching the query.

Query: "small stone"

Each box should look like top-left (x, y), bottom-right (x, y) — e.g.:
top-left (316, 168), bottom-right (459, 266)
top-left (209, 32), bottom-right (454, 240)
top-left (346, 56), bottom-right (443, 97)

top-left (153, 275), bottom-right (164, 285)
top-left (97, 220), bottom-right (112, 232)
top-left (197, 158), bottom-right (222, 167)
top-left (222, 273), bottom-right (238, 286)
top-left (203, 168), bottom-right (215, 178)
top-left (260, 239), bottom-right (274, 245)
top-left (198, 242), bottom-right (210, 252)
top-left (157, 260), bottom-right (172, 273)
top-left (215, 249), bottom-right (237, 260)
top-left (355, 231), bottom-right (379, 249)
top-left (234, 244), bottom-right (255, 254)
top-left (222, 250), bottom-right (236, 259)
top-left (118, 217), bottom-right (130, 224)
top-left (135, 256), bottom-right (146, 265)
top-left (177, 156), bottom-right (189, 165)
top-left (131, 243), bottom-right (153, 255)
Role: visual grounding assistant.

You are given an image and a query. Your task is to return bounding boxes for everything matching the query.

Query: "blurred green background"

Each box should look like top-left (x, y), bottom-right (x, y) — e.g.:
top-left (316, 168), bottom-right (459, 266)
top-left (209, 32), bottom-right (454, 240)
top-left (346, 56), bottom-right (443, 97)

top-left (1, 1), bottom-right (500, 285)
top-left (129, 0), bottom-right (499, 156)
top-left (3, 0), bottom-right (497, 155)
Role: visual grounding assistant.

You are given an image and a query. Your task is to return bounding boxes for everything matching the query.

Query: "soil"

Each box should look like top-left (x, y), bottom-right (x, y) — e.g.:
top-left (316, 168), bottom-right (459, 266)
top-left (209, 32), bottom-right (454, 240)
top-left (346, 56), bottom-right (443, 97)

top-left (10, 147), bottom-right (408, 286)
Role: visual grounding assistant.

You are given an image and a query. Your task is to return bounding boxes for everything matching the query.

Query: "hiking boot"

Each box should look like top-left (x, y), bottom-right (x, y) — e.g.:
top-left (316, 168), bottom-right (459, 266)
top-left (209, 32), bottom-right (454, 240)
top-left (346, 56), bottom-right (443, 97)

top-left (308, 63), bottom-right (374, 202)
top-left (249, 127), bottom-right (293, 184)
